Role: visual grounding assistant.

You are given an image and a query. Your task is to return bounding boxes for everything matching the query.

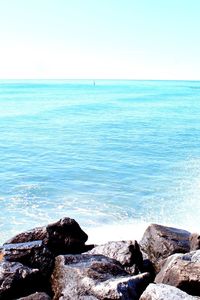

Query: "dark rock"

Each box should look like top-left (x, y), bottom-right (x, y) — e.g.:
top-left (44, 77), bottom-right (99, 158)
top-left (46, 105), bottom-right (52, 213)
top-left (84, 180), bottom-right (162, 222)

top-left (140, 283), bottom-right (200, 300)
top-left (140, 259), bottom-right (155, 281)
top-left (155, 250), bottom-right (200, 296)
top-left (87, 240), bottom-right (143, 274)
top-left (190, 233), bottom-right (200, 251)
top-left (140, 224), bottom-right (190, 271)
top-left (0, 240), bottom-right (54, 277)
top-left (5, 217), bottom-right (89, 255)
top-left (51, 254), bottom-right (151, 299)
top-left (82, 244), bottom-right (95, 252)
top-left (117, 273), bottom-right (151, 300)
top-left (46, 218), bottom-right (88, 254)
top-left (18, 292), bottom-right (51, 300)
top-left (0, 260), bottom-right (39, 299)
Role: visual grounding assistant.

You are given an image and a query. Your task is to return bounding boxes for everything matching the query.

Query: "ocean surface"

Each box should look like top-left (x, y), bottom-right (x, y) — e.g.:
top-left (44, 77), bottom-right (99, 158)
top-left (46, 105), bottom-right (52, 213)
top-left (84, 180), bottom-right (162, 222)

top-left (0, 80), bottom-right (200, 244)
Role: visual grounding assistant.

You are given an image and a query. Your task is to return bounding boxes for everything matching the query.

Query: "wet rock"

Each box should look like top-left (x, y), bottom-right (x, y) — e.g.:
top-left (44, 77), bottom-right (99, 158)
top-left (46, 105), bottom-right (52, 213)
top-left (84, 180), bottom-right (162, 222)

top-left (5, 217), bottom-right (89, 255)
top-left (140, 224), bottom-right (190, 271)
top-left (140, 283), bottom-right (200, 300)
top-left (0, 260), bottom-right (39, 299)
top-left (0, 240), bottom-right (54, 277)
top-left (87, 240), bottom-right (143, 274)
top-left (18, 292), bottom-right (51, 300)
top-left (51, 254), bottom-right (151, 300)
top-left (190, 233), bottom-right (200, 251)
top-left (155, 250), bottom-right (200, 296)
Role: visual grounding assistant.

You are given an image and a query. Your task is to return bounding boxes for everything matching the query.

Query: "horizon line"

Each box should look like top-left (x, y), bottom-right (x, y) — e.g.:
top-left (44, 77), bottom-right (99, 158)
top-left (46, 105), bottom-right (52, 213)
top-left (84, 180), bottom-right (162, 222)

top-left (0, 78), bottom-right (200, 82)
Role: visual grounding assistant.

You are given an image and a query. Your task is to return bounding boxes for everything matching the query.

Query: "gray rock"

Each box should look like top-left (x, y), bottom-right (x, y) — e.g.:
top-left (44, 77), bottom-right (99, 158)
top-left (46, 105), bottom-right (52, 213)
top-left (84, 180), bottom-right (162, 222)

top-left (0, 240), bottom-right (54, 277)
top-left (51, 254), bottom-right (151, 300)
top-left (140, 283), bottom-right (200, 300)
top-left (18, 292), bottom-right (51, 300)
top-left (0, 260), bottom-right (39, 299)
top-left (5, 217), bottom-right (90, 255)
top-left (87, 240), bottom-right (143, 274)
top-left (190, 233), bottom-right (200, 251)
top-left (155, 250), bottom-right (200, 296)
top-left (140, 224), bottom-right (190, 271)
top-left (87, 240), bottom-right (155, 279)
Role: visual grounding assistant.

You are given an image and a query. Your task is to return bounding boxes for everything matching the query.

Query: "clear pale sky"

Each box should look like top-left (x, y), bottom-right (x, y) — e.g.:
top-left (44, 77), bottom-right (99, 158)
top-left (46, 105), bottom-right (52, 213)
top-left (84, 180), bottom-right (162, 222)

top-left (0, 0), bottom-right (200, 80)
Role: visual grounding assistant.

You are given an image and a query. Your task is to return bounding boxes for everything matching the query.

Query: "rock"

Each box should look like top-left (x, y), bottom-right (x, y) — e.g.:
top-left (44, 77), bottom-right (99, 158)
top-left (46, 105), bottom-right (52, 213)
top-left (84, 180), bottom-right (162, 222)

top-left (51, 254), bottom-right (151, 300)
top-left (87, 240), bottom-right (143, 274)
top-left (46, 217), bottom-right (88, 254)
top-left (87, 240), bottom-right (155, 279)
top-left (141, 259), bottom-right (155, 281)
top-left (5, 226), bottom-right (47, 244)
top-left (155, 250), bottom-right (200, 296)
top-left (190, 233), bottom-right (200, 251)
top-left (140, 283), bottom-right (200, 300)
top-left (18, 292), bottom-right (51, 300)
top-left (140, 224), bottom-right (190, 271)
top-left (117, 273), bottom-right (152, 300)
top-left (0, 240), bottom-right (54, 278)
top-left (0, 260), bottom-right (39, 299)
top-left (5, 217), bottom-right (90, 255)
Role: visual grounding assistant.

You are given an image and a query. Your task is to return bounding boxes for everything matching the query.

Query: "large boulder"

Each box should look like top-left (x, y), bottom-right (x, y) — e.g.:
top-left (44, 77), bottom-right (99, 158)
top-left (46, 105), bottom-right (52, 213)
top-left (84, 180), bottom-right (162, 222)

top-left (155, 250), bottom-right (200, 296)
top-left (46, 217), bottom-right (90, 254)
top-left (0, 260), bottom-right (39, 299)
top-left (87, 240), bottom-right (143, 274)
top-left (140, 283), bottom-right (200, 300)
top-left (5, 217), bottom-right (91, 255)
top-left (51, 254), bottom-right (151, 300)
top-left (18, 292), bottom-right (51, 300)
top-left (190, 233), bottom-right (200, 251)
top-left (140, 224), bottom-right (190, 271)
top-left (0, 240), bottom-right (54, 278)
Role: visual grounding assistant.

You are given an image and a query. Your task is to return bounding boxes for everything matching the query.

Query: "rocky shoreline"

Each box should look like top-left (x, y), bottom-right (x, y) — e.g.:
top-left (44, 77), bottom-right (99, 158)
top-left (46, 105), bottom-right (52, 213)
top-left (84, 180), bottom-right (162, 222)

top-left (0, 217), bottom-right (200, 299)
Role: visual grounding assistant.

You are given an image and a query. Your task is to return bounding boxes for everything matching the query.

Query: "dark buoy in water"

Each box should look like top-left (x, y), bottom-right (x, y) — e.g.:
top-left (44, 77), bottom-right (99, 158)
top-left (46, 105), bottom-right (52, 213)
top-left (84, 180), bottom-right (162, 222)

top-left (93, 81), bottom-right (95, 86)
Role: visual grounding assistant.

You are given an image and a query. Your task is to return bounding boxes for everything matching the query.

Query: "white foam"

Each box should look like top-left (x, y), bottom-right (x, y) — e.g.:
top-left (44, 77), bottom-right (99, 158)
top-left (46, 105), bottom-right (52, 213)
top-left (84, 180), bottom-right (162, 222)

top-left (84, 219), bottom-right (200, 245)
top-left (84, 220), bottom-right (149, 244)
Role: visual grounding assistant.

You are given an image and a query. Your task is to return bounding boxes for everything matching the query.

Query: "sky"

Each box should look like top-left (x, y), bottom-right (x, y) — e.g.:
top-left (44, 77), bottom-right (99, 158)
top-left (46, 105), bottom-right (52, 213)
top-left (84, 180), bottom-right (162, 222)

top-left (0, 0), bottom-right (200, 80)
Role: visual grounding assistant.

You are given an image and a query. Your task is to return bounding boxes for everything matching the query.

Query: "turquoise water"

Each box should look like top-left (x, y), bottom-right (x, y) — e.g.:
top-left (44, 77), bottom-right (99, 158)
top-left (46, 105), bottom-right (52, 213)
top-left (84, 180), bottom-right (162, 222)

top-left (0, 80), bottom-right (200, 243)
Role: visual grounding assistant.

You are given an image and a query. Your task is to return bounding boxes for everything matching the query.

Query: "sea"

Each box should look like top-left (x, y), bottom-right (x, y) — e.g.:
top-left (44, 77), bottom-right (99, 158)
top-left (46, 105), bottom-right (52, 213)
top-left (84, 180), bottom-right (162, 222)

top-left (0, 80), bottom-right (200, 244)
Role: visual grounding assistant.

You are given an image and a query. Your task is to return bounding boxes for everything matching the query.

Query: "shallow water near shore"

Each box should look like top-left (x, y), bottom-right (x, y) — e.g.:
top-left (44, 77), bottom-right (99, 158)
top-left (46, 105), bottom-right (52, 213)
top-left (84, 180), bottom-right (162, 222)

top-left (0, 80), bottom-right (200, 244)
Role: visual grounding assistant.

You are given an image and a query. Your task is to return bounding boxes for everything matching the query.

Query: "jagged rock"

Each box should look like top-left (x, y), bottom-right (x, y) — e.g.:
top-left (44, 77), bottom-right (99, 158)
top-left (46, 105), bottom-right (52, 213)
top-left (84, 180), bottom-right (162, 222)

top-left (140, 224), bottom-right (190, 271)
top-left (5, 226), bottom-right (47, 244)
top-left (18, 292), bottom-right (51, 300)
top-left (87, 240), bottom-right (143, 274)
top-left (87, 240), bottom-right (155, 279)
top-left (155, 250), bottom-right (200, 296)
top-left (140, 283), bottom-right (200, 300)
top-left (0, 240), bottom-right (54, 277)
top-left (190, 233), bottom-right (200, 251)
top-left (51, 254), bottom-right (151, 300)
top-left (5, 217), bottom-right (90, 255)
top-left (0, 260), bottom-right (39, 299)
